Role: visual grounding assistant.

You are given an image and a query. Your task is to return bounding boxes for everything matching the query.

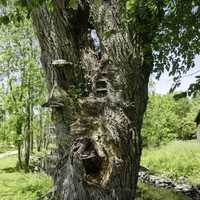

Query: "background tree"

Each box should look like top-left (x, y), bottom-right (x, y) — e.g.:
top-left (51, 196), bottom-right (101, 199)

top-left (142, 94), bottom-right (198, 147)
top-left (0, 18), bottom-right (47, 170)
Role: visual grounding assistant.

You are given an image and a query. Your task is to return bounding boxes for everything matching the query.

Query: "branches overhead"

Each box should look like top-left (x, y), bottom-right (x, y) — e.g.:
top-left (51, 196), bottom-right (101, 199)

top-left (0, 0), bottom-right (199, 95)
top-left (153, 0), bottom-right (200, 80)
top-left (126, 0), bottom-right (165, 38)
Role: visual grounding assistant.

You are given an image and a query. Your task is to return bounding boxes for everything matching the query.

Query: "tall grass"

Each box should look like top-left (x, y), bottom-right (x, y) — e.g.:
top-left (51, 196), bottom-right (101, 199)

top-left (0, 156), bottom-right (52, 200)
top-left (141, 140), bottom-right (200, 184)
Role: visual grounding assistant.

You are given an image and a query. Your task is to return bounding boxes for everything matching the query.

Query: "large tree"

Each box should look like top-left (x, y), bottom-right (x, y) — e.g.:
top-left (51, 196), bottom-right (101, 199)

top-left (1, 0), bottom-right (200, 199)
top-left (30, 0), bottom-right (200, 199)
top-left (30, 1), bottom-right (160, 199)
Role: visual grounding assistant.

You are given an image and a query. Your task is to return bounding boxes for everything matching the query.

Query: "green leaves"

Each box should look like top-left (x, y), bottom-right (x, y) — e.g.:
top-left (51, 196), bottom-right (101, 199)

top-left (126, 0), bottom-right (136, 13)
top-left (153, 0), bottom-right (200, 92)
top-left (126, 0), bottom-right (200, 94)
top-left (0, 15), bottom-right (10, 25)
top-left (0, 0), bottom-right (7, 6)
top-left (0, 17), bottom-right (47, 145)
top-left (142, 94), bottom-right (197, 147)
top-left (68, 0), bottom-right (78, 9)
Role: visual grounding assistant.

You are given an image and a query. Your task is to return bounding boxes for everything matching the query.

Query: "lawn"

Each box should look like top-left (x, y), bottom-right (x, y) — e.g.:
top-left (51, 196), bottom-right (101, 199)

top-left (0, 156), bottom-right (52, 200)
top-left (136, 182), bottom-right (189, 200)
top-left (141, 140), bottom-right (200, 184)
top-left (1, 141), bottom-right (197, 200)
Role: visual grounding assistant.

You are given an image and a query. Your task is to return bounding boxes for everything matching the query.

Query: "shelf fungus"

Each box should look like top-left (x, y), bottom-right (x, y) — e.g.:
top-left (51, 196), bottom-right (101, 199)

top-left (42, 97), bottom-right (64, 108)
top-left (52, 59), bottom-right (73, 67)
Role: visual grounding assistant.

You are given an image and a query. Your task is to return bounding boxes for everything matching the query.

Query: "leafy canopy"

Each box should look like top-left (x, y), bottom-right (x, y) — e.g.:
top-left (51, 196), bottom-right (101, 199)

top-left (0, 0), bottom-right (199, 95)
top-left (142, 93), bottom-right (199, 147)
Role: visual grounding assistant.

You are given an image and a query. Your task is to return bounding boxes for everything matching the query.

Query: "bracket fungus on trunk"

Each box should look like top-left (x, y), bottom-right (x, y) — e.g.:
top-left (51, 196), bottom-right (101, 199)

top-left (41, 97), bottom-right (65, 108)
top-left (52, 59), bottom-right (74, 67)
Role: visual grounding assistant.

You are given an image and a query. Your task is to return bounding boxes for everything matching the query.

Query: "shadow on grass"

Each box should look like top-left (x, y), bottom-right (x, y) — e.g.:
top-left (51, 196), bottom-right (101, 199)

top-left (0, 167), bottom-right (18, 173)
top-left (22, 185), bottom-right (40, 193)
top-left (21, 185), bottom-right (47, 199)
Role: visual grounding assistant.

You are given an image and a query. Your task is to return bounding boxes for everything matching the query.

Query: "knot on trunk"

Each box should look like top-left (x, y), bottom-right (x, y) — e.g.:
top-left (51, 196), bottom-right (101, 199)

top-left (70, 137), bottom-right (102, 177)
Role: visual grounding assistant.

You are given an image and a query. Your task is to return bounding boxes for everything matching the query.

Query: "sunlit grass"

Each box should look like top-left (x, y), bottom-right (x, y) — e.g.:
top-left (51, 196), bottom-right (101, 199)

top-left (0, 141), bottom-right (198, 200)
top-left (0, 156), bottom-right (52, 200)
top-left (141, 140), bottom-right (200, 184)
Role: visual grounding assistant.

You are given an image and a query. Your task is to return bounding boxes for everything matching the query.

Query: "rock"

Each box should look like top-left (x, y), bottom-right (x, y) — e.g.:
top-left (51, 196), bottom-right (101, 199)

top-left (175, 184), bottom-right (192, 192)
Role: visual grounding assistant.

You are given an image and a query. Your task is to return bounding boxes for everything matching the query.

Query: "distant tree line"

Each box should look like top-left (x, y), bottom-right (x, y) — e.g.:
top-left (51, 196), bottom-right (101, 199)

top-left (142, 93), bottom-right (199, 147)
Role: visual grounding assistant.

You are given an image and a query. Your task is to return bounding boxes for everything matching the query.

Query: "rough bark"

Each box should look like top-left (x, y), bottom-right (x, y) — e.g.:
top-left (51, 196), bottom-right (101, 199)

top-left (31, 1), bottom-right (153, 199)
top-left (197, 124), bottom-right (200, 143)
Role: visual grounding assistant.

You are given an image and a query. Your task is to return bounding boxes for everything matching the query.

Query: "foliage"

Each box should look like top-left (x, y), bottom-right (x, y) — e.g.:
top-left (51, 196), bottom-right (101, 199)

top-left (141, 140), bottom-right (200, 184)
top-left (153, 0), bottom-right (200, 94)
top-left (126, 0), bottom-right (164, 38)
top-left (0, 1), bottom-right (198, 96)
top-left (0, 15), bottom-right (51, 171)
top-left (142, 93), bottom-right (198, 147)
top-left (0, 18), bottom-right (45, 143)
top-left (125, 0), bottom-right (200, 94)
top-left (0, 155), bottom-right (52, 200)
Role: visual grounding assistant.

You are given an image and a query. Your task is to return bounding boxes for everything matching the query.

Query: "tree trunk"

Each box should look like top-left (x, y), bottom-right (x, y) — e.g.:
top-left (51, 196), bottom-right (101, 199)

top-left (24, 97), bottom-right (32, 172)
top-left (16, 117), bottom-right (23, 169)
top-left (197, 124), bottom-right (200, 143)
top-left (17, 141), bottom-right (23, 169)
top-left (31, 1), bottom-right (152, 199)
top-left (30, 105), bottom-right (34, 153)
top-left (37, 109), bottom-right (43, 152)
top-left (24, 124), bottom-right (31, 172)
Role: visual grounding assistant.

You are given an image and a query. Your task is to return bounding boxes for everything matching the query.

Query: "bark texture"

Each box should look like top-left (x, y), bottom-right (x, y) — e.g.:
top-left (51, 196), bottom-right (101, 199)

top-left (197, 124), bottom-right (200, 143)
top-left (31, 1), bottom-right (153, 199)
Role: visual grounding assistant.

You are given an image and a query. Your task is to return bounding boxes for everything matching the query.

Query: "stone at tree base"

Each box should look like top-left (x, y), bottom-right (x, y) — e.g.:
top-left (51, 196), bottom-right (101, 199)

top-left (139, 167), bottom-right (200, 200)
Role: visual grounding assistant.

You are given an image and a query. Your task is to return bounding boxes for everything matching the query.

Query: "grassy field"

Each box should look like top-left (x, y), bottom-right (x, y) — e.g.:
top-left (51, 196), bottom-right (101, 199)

top-left (0, 156), bottom-right (52, 200)
top-left (141, 140), bottom-right (200, 184)
top-left (0, 141), bottom-right (197, 199)
top-left (136, 182), bottom-right (189, 200)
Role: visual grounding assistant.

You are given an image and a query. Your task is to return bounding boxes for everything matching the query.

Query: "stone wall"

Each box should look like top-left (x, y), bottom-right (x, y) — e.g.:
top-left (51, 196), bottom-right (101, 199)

top-left (139, 167), bottom-right (200, 200)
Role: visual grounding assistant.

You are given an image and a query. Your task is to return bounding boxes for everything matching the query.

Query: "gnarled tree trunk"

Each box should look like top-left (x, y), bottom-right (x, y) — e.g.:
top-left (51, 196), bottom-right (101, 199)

top-left (31, 1), bottom-right (152, 199)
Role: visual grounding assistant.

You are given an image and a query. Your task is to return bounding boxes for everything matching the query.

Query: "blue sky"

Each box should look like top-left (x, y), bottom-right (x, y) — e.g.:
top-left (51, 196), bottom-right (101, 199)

top-left (154, 56), bottom-right (200, 94)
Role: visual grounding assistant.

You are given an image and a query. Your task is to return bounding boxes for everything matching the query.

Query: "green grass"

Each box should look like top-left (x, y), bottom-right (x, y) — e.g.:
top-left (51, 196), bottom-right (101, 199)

top-left (136, 182), bottom-right (190, 200)
top-left (0, 147), bottom-right (192, 200)
top-left (0, 156), bottom-right (52, 200)
top-left (141, 140), bottom-right (200, 184)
